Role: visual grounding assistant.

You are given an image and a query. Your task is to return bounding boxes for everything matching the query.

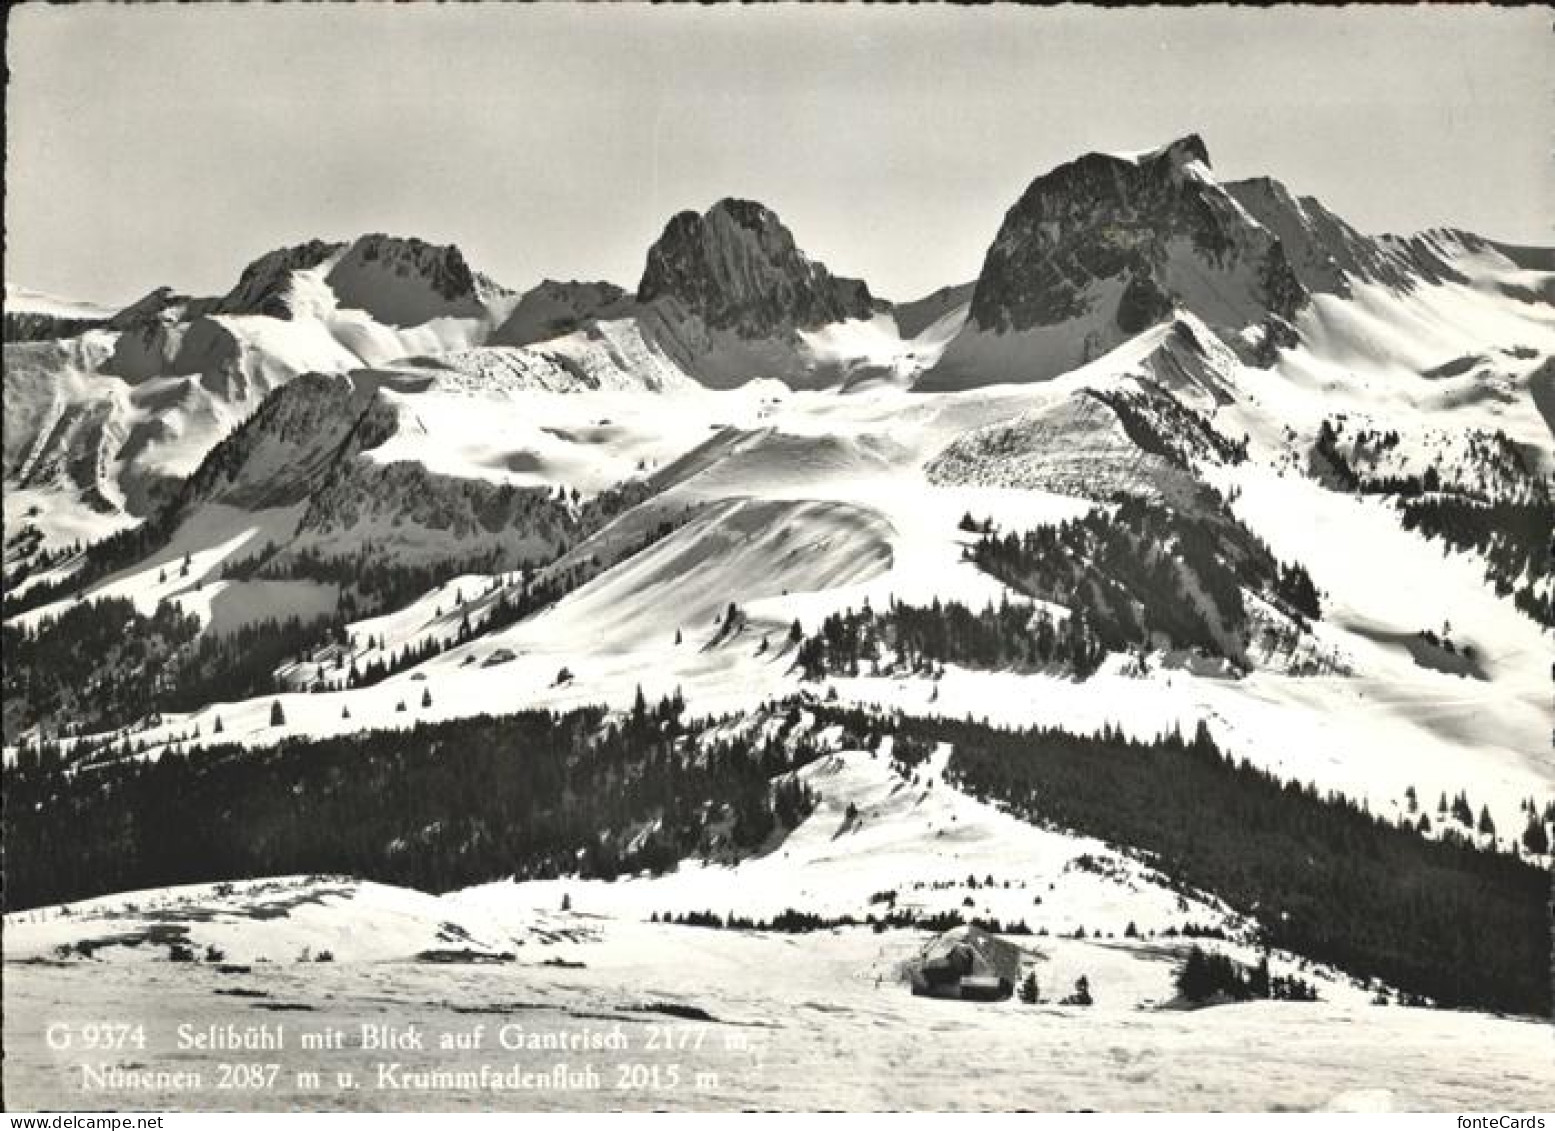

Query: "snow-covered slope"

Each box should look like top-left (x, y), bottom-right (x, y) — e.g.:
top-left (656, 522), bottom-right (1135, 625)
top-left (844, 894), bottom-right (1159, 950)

top-left (28, 288), bottom-right (1550, 841)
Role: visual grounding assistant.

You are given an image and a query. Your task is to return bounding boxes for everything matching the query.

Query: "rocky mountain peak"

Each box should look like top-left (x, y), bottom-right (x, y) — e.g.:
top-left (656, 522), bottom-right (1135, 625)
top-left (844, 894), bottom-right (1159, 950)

top-left (636, 198), bottom-right (875, 337)
top-left (967, 134), bottom-right (1304, 340)
top-left (317, 234), bottom-right (514, 327)
top-left (107, 285), bottom-right (210, 330)
top-left (216, 239), bottom-right (348, 319)
top-left (337, 234), bottom-right (508, 302)
top-left (1150, 133), bottom-right (1212, 172)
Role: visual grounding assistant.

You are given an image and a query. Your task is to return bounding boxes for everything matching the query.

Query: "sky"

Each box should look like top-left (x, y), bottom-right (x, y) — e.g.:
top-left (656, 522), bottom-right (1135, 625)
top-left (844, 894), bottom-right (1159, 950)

top-left (6, 4), bottom-right (1552, 307)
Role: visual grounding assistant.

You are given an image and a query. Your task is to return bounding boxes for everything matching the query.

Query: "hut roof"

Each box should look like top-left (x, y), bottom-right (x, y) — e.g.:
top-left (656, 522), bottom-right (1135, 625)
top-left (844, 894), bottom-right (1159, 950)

top-left (911, 924), bottom-right (1025, 994)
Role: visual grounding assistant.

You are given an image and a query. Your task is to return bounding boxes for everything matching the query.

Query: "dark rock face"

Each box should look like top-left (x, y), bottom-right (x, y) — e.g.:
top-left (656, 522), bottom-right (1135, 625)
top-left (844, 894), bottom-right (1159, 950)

top-left (158, 371), bottom-right (582, 568)
top-left (176, 371), bottom-right (373, 511)
top-left (892, 281), bottom-right (976, 339)
top-left (331, 234), bottom-right (509, 305)
top-left (489, 279), bottom-right (631, 347)
top-left (107, 286), bottom-right (216, 331)
top-left (2, 313), bottom-right (109, 343)
top-left (1224, 179), bottom-right (1469, 297)
top-left (1116, 272), bottom-right (1175, 334)
top-left (637, 198), bottom-right (875, 336)
top-left (966, 135), bottom-right (1306, 335)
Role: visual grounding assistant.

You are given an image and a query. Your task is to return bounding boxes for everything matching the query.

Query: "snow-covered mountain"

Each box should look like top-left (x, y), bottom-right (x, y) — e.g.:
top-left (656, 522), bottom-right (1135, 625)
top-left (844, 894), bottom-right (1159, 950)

top-left (639, 198), bottom-right (877, 336)
top-left (918, 135), bottom-right (1552, 393)
top-left (3, 206), bottom-right (950, 557)
top-left (465, 198), bottom-right (933, 392)
top-left (5, 135), bottom-right (1554, 1066)
top-left (2, 284), bottom-right (118, 342)
top-left (923, 136), bottom-right (1289, 389)
top-left (2, 234), bottom-right (528, 554)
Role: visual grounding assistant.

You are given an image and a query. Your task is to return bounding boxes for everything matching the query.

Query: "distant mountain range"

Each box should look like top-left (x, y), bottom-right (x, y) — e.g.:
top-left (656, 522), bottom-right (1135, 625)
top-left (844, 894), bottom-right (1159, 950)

top-left (4, 136), bottom-right (1552, 1024)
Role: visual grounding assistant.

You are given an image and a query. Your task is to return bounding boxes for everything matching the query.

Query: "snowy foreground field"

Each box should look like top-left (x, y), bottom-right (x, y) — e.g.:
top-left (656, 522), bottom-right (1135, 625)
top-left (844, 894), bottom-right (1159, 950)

top-left (6, 880), bottom-right (1551, 1113)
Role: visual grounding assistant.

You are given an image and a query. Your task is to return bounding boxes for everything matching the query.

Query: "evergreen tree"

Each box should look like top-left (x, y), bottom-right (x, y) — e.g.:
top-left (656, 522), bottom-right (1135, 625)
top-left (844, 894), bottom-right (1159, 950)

top-left (1478, 806), bottom-right (1496, 838)
top-left (1018, 971), bottom-right (1040, 1004)
top-left (1521, 816), bottom-right (1549, 856)
top-left (421, 688), bottom-right (433, 709)
top-left (1249, 955), bottom-right (1271, 999)
top-left (1068, 974), bottom-right (1093, 1006)
top-left (269, 700), bottom-right (285, 726)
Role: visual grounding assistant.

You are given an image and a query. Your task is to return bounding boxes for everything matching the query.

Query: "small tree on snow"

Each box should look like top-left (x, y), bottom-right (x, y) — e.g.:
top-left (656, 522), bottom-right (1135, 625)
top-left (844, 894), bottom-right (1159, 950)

top-left (269, 700), bottom-right (285, 726)
top-left (1018, 972), bottom-right (1040, 1004)
top-left (1066, 974), bottom-right (1093, 1007)
top-left (421, 687), bottom-right (433, 709)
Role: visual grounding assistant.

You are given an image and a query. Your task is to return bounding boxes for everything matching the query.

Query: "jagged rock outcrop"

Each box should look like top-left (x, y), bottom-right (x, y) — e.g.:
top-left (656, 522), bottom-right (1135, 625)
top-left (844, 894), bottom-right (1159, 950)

top-left (637, 198), bottom-right (876, 337)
